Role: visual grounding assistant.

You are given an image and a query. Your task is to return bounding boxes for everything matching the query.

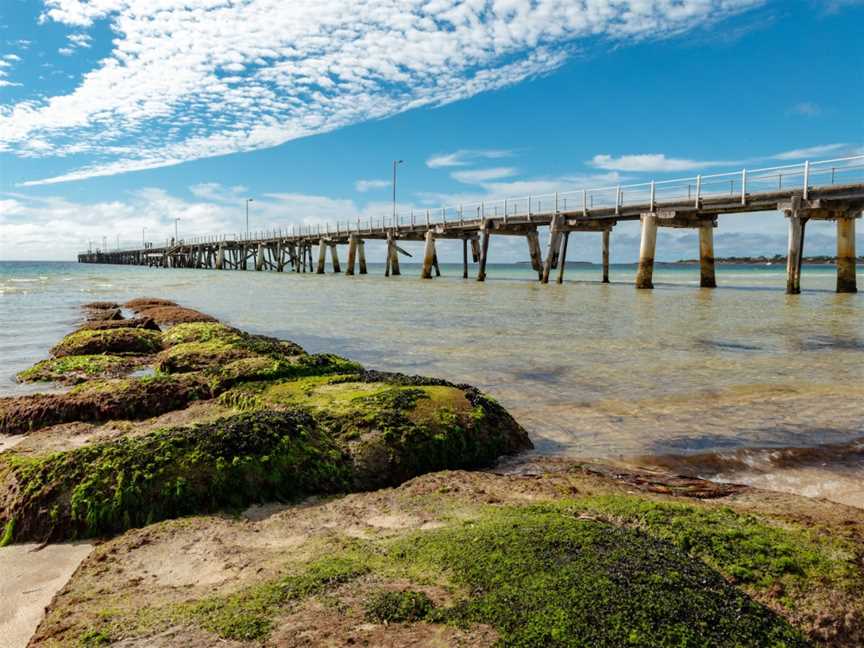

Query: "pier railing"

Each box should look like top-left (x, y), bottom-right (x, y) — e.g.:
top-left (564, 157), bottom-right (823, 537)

top-left (83, 155), bottom-right (864, 253)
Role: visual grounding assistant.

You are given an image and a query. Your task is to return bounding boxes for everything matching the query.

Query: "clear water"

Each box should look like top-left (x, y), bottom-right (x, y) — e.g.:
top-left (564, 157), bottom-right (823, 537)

top-left (1, 260), bottom-right (862, 505)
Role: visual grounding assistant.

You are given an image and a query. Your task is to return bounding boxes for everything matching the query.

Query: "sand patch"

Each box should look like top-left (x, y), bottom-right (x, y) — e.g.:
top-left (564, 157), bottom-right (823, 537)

top-left (0, 541), bottom-right (93, 648)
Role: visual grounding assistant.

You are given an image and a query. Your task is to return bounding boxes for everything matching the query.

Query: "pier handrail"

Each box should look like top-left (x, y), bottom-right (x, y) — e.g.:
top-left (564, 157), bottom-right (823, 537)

top-left (80, 154), bottom-right (864, 253)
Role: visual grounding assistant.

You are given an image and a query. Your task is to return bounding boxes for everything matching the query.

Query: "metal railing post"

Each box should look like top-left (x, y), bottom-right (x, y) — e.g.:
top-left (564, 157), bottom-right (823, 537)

top-left (615, 185), bottom-right (621, 215)
top-left (741, 169), bottom-right (747, 205)
top-left (649, 181), bottom-right (656, 211)
top-left (582, 189), bottom-right (587, 216)
top-left (694, 175), bottom-right (701, 208)
top-left (803, 160), bottom-right (810, 200)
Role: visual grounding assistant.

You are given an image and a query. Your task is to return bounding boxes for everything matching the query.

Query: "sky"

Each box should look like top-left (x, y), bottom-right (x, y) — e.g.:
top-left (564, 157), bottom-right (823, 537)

top-left (0, 0), bottom-right (862, 262)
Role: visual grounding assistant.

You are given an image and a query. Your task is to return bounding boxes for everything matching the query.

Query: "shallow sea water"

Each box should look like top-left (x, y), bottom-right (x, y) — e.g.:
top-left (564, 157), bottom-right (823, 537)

top-left (1, 260), bottom-right (862, 506)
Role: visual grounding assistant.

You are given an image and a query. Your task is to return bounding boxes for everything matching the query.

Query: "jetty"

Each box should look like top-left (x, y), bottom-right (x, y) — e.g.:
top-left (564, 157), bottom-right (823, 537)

top-left (78, 155), bottom-right (864, 294)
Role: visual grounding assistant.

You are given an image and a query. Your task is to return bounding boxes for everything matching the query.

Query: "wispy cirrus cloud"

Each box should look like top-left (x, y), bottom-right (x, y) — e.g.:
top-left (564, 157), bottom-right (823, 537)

top-left (451, 167), bottom-right (518, 184)
top-left (588, 144), bottom-right (862, 174)
top-left (354, 179), bottom-right (390, 192)
top-left (3, 0), bottom-right (764, 186)
top-left (426, 149), bottom-right (515, 169)
top-left (589, 154), bottom-right (737, 172)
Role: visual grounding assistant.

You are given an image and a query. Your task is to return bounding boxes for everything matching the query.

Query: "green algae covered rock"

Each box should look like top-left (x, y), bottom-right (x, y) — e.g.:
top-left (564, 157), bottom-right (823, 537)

top-left (50, 327), bottom-right (163, 357)
top-left (156, 323), bottom-right (305, 374)
top-left (0, 410), bottom-right (349, 543)
top-left (0, 374), bottom-right (212, 435)
top-left (16, 354), bottom-right (133, 384)
top-left (0, 377), bottom-right (530, 542)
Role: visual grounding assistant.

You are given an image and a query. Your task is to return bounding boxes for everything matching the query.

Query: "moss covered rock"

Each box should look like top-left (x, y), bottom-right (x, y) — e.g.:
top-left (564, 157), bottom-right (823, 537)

top-left (124, 297), bottom-right (177, 310)
top-left (136, 306), bottom-right (216, 325)
top-left (238, 373), bottom-right (532, 489)
top-left (0, 374), bottom-right (212, 435)
top-left (50, 328), bottom-right (163, 357)
top-left (0, 376), bottom-right (530, 541)
top-left (0, 410), bottom-right (349, 543)
top-left (157, 323), bottom-right (305, 374)
top-left (77, 316), bottom-right (160, 332)
top-left (16, 354), bottom-right (133, 384)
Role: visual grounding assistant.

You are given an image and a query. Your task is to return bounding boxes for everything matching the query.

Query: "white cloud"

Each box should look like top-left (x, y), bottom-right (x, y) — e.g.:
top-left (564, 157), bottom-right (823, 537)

top-left (0, 185), bottom-right (394, 259)
top-left (4, 54), bottom-right (22, 62)
top-left (788, 101), bottom-right (821, 117)
top-left (451, 167), bottom-right (517, 184)
top-left (771, 143), bottom-right (851, 160)
top-left (67, 33), bottom-right (92, 49)
top-left (589, 154), bottom-right (735, 172)
top-left (426, 149), bottom-right (515, 168)
top-left (57, 47), bottom-right (75, 56)
top-left (354, 179), bottom-right (390, 192)
top-left (4, 0), bottom-right (763, 185)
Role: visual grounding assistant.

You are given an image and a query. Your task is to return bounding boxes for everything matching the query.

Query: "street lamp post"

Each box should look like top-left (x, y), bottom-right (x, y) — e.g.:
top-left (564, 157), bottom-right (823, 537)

top-left (392, 159), bottom-right (403, 227)
top-left (142, 227), bottom-right (147, 248)
top-left (246, 198), bottom-right (254, 238)
top-left (174, 217), bottom-right (180, 243)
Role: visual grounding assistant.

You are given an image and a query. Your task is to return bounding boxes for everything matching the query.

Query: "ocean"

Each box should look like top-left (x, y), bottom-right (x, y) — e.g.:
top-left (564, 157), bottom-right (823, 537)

top-left (1, 260), bottom-right (862, 506)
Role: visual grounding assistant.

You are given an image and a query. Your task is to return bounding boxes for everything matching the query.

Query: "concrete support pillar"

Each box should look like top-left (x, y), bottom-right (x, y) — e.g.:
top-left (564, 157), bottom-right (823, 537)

top-left (330, 244), bottom-right (341, 273)
top-left (462, 238), bottom-right (469, 279)
top-left (556, 231), bottom-right (570, 284)
top-left (836, 216), bottom-right (857, 293)
top-left (471, 238), bottom-right (481, 263)
top-left (541, 216), bottom-right (563, 284)
top-left (358, 240), bottom-right (367, 274)
top-left (785, 212), bottom-right (806, 294)
top-left (699, 224), bottom-right (716, 288)
top-left (255, 243), bottom-right (264, 271)
top-left (421, 230), bottom-right (436, 279)
top-left (635, 213), bottom-right (658, 289)
top-left (216, 244), bottom-right (224, 270)
top-left (388, 236), bottom-right (401, 276)
top-left (477, 226), bottom-right (491, 282)
top-left (346, 235), bottom-right (358, 276)
top-left (317, 239), bottom-right (327, 274)
top-left (602, 230), bottom-right (610, 284)
top-left (527, 230), bottom-right (543, 280)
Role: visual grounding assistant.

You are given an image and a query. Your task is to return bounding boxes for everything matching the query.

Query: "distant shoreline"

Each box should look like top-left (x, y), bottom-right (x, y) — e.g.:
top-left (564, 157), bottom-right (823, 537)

top-left (672, 255), bottom-right (864, 266)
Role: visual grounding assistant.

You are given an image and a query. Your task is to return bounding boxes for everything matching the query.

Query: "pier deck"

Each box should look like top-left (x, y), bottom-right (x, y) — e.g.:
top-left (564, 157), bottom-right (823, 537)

top-left (79, 156), bottom-right (864, 294)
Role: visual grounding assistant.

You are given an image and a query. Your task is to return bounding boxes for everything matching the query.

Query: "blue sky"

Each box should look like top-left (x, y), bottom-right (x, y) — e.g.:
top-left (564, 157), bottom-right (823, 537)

top-left (0, 0), bottom-right (862, 261)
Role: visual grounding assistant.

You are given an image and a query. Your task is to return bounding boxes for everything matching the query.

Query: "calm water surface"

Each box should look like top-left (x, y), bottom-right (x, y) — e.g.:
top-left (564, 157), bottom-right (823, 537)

top-left (1, 260), bottom-right (862, 505)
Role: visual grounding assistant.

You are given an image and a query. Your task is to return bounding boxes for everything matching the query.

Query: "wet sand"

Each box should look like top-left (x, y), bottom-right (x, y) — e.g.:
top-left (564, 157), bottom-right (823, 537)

top-left (0, 542), bottom-right (93, 648)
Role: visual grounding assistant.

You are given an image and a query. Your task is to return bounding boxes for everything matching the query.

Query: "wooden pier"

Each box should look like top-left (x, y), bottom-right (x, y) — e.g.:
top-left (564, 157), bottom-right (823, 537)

top-left (79, 156), bottom-right (864, 294)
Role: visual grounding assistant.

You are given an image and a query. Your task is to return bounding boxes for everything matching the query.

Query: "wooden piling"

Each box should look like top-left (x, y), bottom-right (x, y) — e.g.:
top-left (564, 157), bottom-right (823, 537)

top-left (527, 230), bottom-right (543, 280)
top-left (471, 238), bottom-right (481, 263)
top-left (390, 239), bottom-right (401, 276)
top-left (462, 238), bottom-right (468, 279)
top-left (635, 213), bottom-right (658, 289)
top-left (541, 215), bottom-right (562, 284)
top-left (698, 223), bottom-right (716, 288)
top-left (346, 234), bottom-right (358, 276)
top-left (330, 243), bottom-right (341, 273)
top-left (556, 232), bottom-right (570, 284)
top-left (358, 240), bottom-right (367, 274)
top-left (317, 239), bottom-right (327, 274)
top-left (216, 244), bottom-right (224, 270)
top-left (421, 230), bottom-right (436, 279)
top-left (601, 230), bottom-right (610, 283)
top-left (477, 225), bottom-right (491, 282)
top-left (836, 216), bottom-right (858, 293)
top-left (785, 211), bottom-right (806, 294)
top-left (255, 243), bottom-right (264, 271)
